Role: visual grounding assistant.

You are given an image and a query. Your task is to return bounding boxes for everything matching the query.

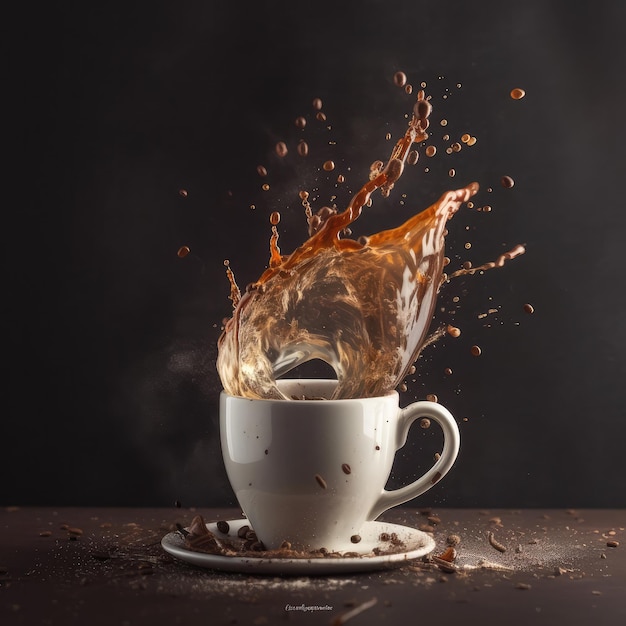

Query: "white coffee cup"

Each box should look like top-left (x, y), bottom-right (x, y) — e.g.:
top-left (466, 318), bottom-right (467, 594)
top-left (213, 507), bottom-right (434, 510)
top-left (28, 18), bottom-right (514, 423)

top-left (220, 379), bottom-right (460, 551)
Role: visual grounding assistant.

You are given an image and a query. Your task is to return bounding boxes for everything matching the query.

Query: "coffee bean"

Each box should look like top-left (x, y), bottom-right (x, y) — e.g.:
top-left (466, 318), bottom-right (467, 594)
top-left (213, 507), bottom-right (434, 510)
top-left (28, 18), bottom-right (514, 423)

top-left (393, 71), bottom-right (407, 87)
top-left (607, 540), bottom-right (619, 548)
top-left (350, 534), bottom-right (362, 544)
top-left (487, 531), bottom-right (507, 553)
top-left (341, 463), bottom-right (351, 475)
top-left (297, 140), bottom-right (309, 157)
top-left (510, 88), bottom-right (526, 100)
top-left (420, 418), bottom-right (431, 429)
top-left (275, 141), bottom-right (288, 157)
top-left (237, 525), bottom-right (251, 539)
top-left (314, 474), bottom-right (327, 489)
top-left (501, 175), bottom-right (515, 188)
top-left (216, 521), bottom-right (230, 534)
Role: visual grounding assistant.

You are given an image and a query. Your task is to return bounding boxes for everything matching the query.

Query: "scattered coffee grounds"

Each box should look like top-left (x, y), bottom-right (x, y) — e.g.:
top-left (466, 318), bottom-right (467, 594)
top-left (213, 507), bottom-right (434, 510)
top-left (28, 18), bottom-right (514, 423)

top-left (341, 463), bottom-right (352, 475)
top-left (315, 474), bottom-right (328, 489)
top-left (178, 515), bottom-right (421, 562)
top-left (487, 531), bottom-right (507, 553)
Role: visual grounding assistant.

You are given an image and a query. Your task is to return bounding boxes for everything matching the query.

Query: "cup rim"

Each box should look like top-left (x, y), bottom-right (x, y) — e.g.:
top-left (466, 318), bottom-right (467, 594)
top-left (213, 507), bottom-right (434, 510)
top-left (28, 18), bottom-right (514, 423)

top-left (221, 378), bottom-right (399, 403)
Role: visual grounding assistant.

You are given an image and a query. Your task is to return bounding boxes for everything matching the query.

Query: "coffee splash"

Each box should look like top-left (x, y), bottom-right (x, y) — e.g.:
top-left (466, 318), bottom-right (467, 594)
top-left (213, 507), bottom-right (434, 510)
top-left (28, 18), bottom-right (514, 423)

top-left (215, 89), bottom-right (510, 400)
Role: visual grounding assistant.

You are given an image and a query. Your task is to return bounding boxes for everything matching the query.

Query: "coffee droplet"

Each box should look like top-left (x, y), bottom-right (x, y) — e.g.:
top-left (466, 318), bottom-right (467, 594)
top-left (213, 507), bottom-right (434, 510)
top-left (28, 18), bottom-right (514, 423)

top-left (323, 160), bottom-right (335, 171)
top-left (393, 71), bottom-right (407, 87)
top-left (270, 211), bottom-right (281, 225)
top-left (177, 246), bottom-right (190, 258)
top-left (510, 88), bottom-right (526, 100)
top-left (501, 175), bottom-right (515, 188)
top-left (425, 145), bottom-right (437, 157)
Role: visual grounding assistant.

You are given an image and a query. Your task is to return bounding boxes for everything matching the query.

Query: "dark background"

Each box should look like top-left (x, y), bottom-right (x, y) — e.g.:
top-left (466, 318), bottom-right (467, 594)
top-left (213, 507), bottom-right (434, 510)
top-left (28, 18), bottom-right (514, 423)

top-left (4, 0), bottom-right (626, 509)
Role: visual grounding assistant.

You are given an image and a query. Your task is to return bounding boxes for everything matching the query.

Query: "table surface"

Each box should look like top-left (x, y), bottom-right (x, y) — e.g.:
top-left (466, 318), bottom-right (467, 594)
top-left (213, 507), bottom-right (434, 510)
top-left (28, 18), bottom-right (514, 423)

top-left (1, 506), bottom-right (624, 626)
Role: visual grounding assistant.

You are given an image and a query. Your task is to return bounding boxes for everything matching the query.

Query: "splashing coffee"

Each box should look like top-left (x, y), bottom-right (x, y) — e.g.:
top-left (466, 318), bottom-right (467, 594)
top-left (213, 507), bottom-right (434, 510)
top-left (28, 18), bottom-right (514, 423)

top-left (216, 87), bottom-right (522, 400)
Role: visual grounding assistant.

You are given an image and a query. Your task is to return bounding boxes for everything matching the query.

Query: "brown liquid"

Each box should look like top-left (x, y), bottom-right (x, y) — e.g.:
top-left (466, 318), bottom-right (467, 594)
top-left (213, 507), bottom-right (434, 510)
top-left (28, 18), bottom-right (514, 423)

top-left (217, 91), bottom-right (487, 400)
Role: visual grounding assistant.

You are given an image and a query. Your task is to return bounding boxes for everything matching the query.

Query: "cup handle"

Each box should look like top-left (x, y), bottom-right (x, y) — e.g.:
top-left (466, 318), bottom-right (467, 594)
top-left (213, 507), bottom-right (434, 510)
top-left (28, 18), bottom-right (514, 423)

top-left (367, 401), bottom-right (460, 520)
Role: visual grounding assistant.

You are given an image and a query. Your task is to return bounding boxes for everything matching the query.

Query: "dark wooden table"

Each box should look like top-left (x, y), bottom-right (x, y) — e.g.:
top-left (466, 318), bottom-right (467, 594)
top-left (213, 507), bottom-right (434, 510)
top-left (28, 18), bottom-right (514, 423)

top-left (1, 506), bottom-right (624, 625)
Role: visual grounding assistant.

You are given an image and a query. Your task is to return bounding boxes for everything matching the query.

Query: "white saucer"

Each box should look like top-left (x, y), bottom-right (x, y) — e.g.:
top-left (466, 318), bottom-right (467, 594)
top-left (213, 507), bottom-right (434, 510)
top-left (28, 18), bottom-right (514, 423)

top-left (161, 518), bottom-right (435, 575)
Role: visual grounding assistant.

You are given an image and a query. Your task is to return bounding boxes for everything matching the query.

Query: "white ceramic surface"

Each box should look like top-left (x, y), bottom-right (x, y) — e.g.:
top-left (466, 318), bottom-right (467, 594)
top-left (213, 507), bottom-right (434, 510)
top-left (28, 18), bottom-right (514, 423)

top-left (220, 379), bottom-right (459, 551)
top-left (161, 518), bottom-right (436, 575)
